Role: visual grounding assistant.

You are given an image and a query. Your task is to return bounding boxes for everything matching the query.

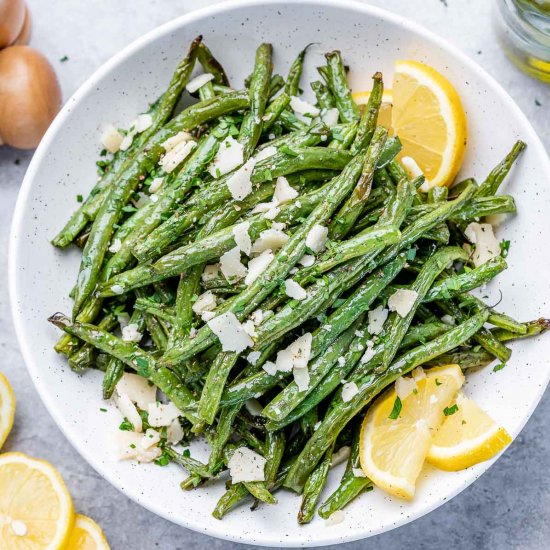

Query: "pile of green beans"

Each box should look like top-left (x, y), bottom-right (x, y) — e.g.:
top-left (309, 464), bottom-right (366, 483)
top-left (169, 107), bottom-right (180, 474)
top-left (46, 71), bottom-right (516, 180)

top-left (49, 38), bottom-right (546, 523)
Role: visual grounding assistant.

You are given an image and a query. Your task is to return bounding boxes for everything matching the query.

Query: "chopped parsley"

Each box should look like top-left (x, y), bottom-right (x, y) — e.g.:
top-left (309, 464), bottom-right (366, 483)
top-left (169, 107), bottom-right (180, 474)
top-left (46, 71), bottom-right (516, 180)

top-left (119, 418), bottom-right (134, 431)
top-left (388, 396), bottom-right (402, 419)
top-left (493, 362), bottom-right (506, 373)
top-left (76, 194), bottom-right (83, 203)
top-left (444, 404), bottom-right (459, 416)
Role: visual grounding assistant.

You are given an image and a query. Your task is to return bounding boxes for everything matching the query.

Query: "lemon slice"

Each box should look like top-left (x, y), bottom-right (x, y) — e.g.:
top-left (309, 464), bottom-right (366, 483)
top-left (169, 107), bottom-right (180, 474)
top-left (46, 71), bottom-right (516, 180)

top-left (0, 452), bottom-right (75, 549)
top-left (67, 514), bottom-right (110, 550)
top-left (392, 60), bottom-right (466, 189)
top-left (0, 371), bottom-right (16, 450)
top-left (427, 393), bottom-right (512, 471)
top-left (352, 89), bottom-right (393, 130)
top-left (359, 365), bottom-right (464, 499)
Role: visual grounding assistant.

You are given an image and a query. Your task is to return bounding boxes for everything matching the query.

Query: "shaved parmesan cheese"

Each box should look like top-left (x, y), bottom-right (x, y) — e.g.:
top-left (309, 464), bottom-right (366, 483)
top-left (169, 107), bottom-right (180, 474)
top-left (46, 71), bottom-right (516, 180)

top-left (149, 177), bottom-right (164, 193)
top-left (119, 131), bottom-right (135, 151)
top-left (114, 393), bottom-right (143, 432)
top-left (337, 356), bottom-right (346, 366)
top-left (160, 140), bottom-right (196, 173)
top-left (325, 510), bottom-right (345, 526)
top-left (113, 431), bottom-right (161, 462)
top-left (232, 221), bottom-right (252, 255)
top-left (201, 311), bottom-right (216, 322)
top-left (167, 418), bottom-right (184, 444)
top-left (220, 246), bottom-right (247, 280)
top-left (117, 312), bottom-right (130, 329)
top-left (352, 467), bottom-right (366, 478)
top-left (388, 289), bottom-right (418, 317)
top-left (274, 333), bottom-right (312, 373)
top-left (228, 447), bottom-right (266, 483)
top-left (141, 428), bottom-right (161, 449)
top-left (361, 341), bottom-right (375, 363)
top-left (186, 72), bottom-right (214, 93)
top-left (242, 319), bottom-right (257, 337)
top-left (209, 136), bottom-right (245, 178)
top-left (207, 312), bottom-right (253, 353)
top-left (245, 249), bottom-right (274, 285)
top-left (401, 156), bottom-right (423, 180)
top-left (245, 399), bottom-right (263, 417)
top-left (101, 124), bottom-right (123, 153)
top-left (251, 229), bottom-right (288, 255)
top-left (116, 373), bottom-right (156, 410)
top-left (464, 222), bottom-right (501, 267)
top-left (367, 305), bottom-right (388, 335)
top-left (250, 309), bottom-right (264, 325)
top-left (111, 284), bottom-right (124, 295)
top-left (284, 279), bottom-right (307, 301)
top-left (134, 113), bottom-right (153, 133)
top-left (162, 131), bottom-right (193, 152)
top-left (395, 376), bottom-right (417, 400)
top-left (290, 96), bottom-right (320, 117)
top-left (109, 238), bottom-right (122, 254)
top-left (226, 158), bottom-right (255, 200)
top-left (341, 382), bottom-right (359, 403)
top-left (264, 206), bottom-right (280, 220)
top-left (306, 224), bottom-right (328, 253)
top-left (298, 254), bottom-right (315, 267)
top-left (322, 107), bottom-right (340, 127)
top-left (148, 401), bottom-right (181, 427)
top-left (293, 367), bottom-right (310, 391)
top-left (441, 314), bottom-right (455, 325)
top-left (192, 290), bottom-right (217, 316)
top-left (201, 264), bottom-right (219, 282)
top-left (274, 176), bottom-right (298, 204)
top-left (262, 361), bottom-right (277, 375)
top-left (331, 446), bottom-right (351, 467)
top-left (121, 323), bottom-right (142, 343)
top-left (254, 145), bottom-right (277, 161)
top-left (412, 367), bottom-right (426, 381)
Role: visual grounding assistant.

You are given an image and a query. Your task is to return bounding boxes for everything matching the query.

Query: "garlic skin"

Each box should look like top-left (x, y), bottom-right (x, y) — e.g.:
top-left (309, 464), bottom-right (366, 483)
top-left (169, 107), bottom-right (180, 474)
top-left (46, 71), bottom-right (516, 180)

top-left (0, 0), bottom-right (26, 48)
top-left (0, 46), bottom-right (62, 149)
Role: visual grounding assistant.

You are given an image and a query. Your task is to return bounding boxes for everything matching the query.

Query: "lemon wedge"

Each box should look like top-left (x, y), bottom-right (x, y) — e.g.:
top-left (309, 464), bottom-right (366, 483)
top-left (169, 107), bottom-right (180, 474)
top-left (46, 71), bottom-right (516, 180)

top-left (0, 370), bottom-right (16, 450)
top-left (427, 393), bottom-right (512, 471)
top-left (392, 60), bottom-right (466, 189)
top-left (352, 60), bottom-right (467, 190)
top-left (359, 365), bottom-right (464, 499)
top-left (66, 514), bottom-right (110, 550)
top-left (0, 452), bottom-right (75, 549)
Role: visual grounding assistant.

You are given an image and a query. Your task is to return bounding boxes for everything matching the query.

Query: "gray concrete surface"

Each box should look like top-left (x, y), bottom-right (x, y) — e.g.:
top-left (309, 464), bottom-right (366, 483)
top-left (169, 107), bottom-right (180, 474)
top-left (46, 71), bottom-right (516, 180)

top-left (1, 1), bottom-right (549, 548)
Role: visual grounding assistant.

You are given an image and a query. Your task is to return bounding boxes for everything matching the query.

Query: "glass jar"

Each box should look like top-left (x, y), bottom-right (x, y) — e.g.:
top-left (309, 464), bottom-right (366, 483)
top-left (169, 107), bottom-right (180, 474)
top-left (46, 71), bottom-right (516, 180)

top-left (494, 0), bottom-right (550, 82)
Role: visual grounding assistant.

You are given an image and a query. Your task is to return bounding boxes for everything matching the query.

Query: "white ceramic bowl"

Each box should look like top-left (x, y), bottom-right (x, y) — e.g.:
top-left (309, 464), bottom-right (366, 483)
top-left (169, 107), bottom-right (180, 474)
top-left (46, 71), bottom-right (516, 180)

top-left (9, 0), bottom-right (550, 546)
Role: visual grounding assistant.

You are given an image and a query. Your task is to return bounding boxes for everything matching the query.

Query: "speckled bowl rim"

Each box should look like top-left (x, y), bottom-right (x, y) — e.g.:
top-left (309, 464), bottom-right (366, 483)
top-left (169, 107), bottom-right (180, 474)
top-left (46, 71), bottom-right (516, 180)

top-left (9, 0), bottom-right (550, 546)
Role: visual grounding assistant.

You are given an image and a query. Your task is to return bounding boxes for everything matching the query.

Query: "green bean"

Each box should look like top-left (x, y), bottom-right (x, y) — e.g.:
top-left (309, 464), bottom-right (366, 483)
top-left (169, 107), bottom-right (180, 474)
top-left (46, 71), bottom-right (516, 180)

top-left (207, 404), bottom-right (240, 472)
top-left (262, 93), bottom-right (291, 130)
top-left (351, 72), bottom-right (383, 154)
top-left (324, 51), bottom-right (359, 123)
top-left (311, 80), bottom-right (336, 109)
top-left (286, 44), bottom-right (311, 96)
top-left (298, 442), bottom-right (335, 523)
top-left (239, 43), bottom-right (273, 159)
top-left (424, 256), bottom-right (507, 302)
top-left (102, 357), bottom-right (126, 399)
top-left (477, 140), bottom-right (526, 197)
top-left (197, 42), bottom-right (230, 86)
top-left (329, 125), bottom-right (387, 239)
top-left (492, 318), bottom-right (550, 342)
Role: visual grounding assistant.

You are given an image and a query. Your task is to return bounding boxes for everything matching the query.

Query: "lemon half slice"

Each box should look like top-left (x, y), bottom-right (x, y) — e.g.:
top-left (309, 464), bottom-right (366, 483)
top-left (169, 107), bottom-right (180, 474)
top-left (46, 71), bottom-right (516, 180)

top-left (0, 371), bottom-right (16, 450)
top-left (67, 514), bottom-right (110, 550)
top-left (392, 60), bottom-right (466, 189)
top-left (427, 393), bottom-right (512, 471)
top-left (359, 365), bottom-right (464, 499)
top-left (0, 452), bottom-right (75, 549)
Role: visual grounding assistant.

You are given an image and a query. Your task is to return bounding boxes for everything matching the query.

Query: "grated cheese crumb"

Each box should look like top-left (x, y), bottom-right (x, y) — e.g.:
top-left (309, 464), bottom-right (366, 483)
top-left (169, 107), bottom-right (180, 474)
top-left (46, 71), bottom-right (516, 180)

top-left (207, 312), bottom-right (253, 353)
top-left (121, 323), bottom-right (143, 343)
top-left (100, 124), bottom-right (124, 153)
top-left (341, 382), bottom-right (359, 403)
top-left (367, 306), bottom-right (389, 335)
top-left (388, 289), bottom-right (418, 318)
